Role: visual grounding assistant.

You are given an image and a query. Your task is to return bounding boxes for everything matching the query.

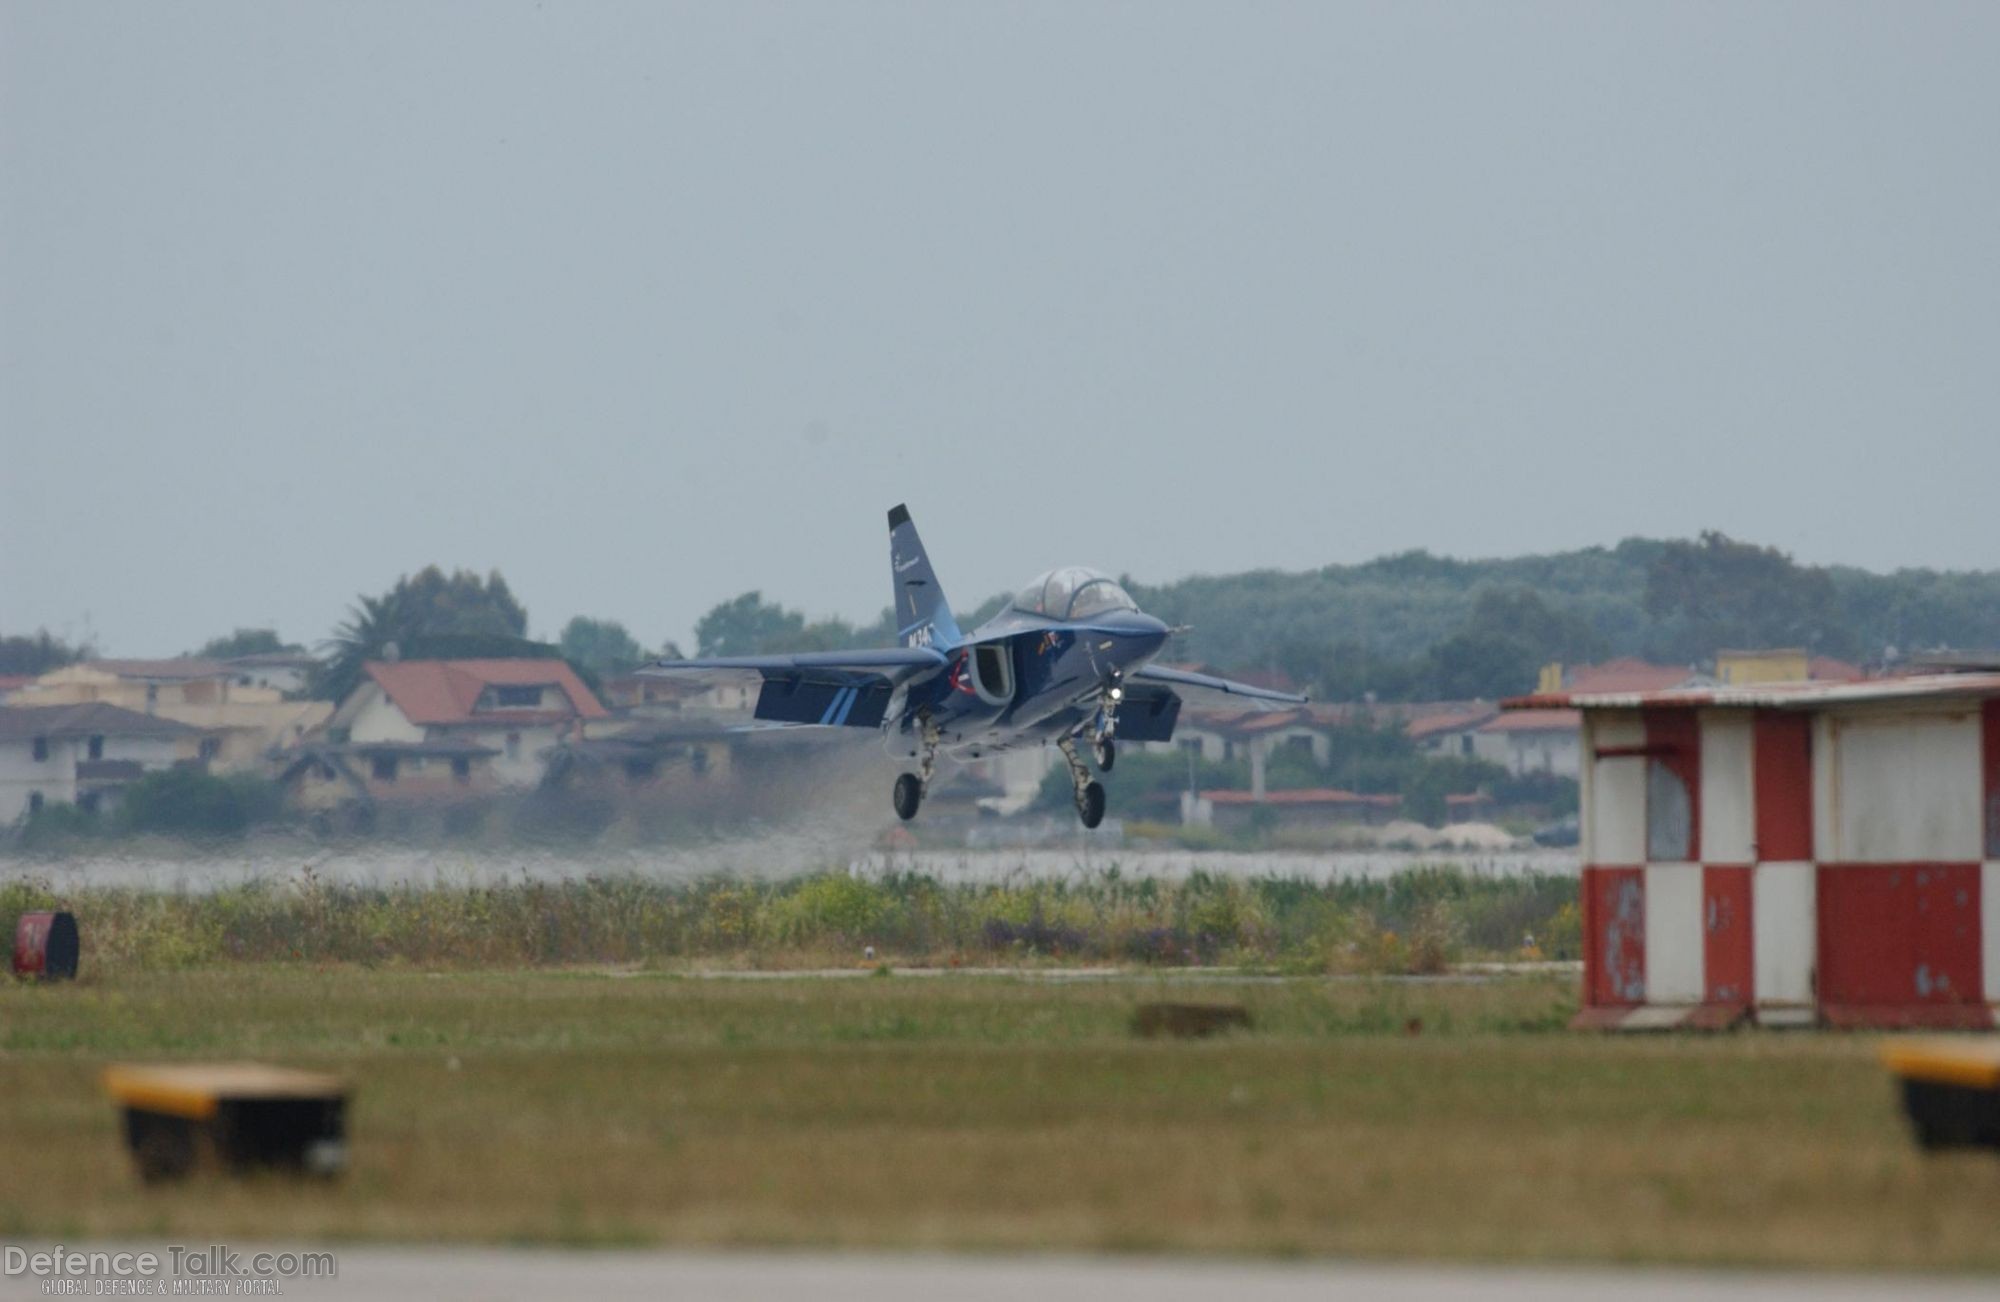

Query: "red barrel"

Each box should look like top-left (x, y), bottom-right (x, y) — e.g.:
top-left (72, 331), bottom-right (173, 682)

top-left (13, 911), bottom-right (80, 980)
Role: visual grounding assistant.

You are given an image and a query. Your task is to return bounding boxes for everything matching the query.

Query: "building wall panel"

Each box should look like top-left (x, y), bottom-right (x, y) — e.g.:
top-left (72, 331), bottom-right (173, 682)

top-left (1986, 862), bottom-right (2000, 1004)
top-left (1832, 714), bottom-right (1982, 863)
top-left (1587, 713), bottom-right (1646, 866)
top-left (1753, 861), bottom-right (1815, 1006)
top-left (1700, 713), bottom-right (1755, 865)
top-left (1818, 863), bottom-right (1982, 1008)
top-left (1984, 701), bottom-right (2000, 859)
top-left (1643, 863), bottom-right (1702, 1004)
top-left (1754, 711), bottom-right (1813, 862)
top-left (1703, 865), bottom-right (1753, 1005)
top-left (1582, 866), bottom-right (1645, 1007)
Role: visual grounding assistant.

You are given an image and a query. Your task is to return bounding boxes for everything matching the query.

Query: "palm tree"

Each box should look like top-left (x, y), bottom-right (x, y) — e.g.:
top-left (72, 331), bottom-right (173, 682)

top-left (314, 589), bottom-right (423, 702)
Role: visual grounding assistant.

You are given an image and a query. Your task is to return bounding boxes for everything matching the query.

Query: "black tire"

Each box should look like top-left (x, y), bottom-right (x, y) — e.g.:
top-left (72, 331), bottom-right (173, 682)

top-left (892, 773), bottom-right (923, 821)
top-left (1079, 781), bottom-right (1106, 829)
top-left (1093, 738), bottom-right (1116, 772)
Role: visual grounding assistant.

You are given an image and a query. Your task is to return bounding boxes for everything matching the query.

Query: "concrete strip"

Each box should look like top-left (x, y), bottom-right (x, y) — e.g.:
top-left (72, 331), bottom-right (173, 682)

top-left (2, 1249), bottom-right (1994, 1302)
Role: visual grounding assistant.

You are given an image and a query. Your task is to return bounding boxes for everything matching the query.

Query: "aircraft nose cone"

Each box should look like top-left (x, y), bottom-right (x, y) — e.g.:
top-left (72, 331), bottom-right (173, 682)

top-left (1128, 613), bottom-right (1170, 655)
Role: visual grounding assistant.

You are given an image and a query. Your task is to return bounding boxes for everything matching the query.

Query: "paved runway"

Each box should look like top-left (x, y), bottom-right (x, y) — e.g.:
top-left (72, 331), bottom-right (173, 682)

top-left (4, 1249), bottom-right (1995, 1301)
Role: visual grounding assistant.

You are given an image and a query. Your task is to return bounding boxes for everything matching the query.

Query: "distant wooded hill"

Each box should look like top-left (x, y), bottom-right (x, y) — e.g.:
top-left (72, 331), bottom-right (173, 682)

top-left (1122, 533), bottom-right (2000, 699)
top-left (678, 532), bottom-right (2000, 704)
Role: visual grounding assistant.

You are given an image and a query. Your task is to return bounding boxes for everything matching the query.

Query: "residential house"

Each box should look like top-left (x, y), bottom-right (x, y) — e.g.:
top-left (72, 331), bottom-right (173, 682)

top-left (0, 703), bottom-right (199, 822)
top-left (1192, 787), bottom-right (1401, 834)
top-left (1714, 648), bottom-right (1865, 686)
top-left (17, 659), bottom-right (329, 771)
top-left (324, 659), bottom-right (608, 787)
top-left (278, 739), bottom-right (502, 816)
top-left (1469, 708), bottom-right (1583, 778)
top-left (1536, 657), bottom-right (1707, 695)
top-left (1407, 705), bottom-right (1502, 761)
top-left (222, 651), bottom-right (320, 697)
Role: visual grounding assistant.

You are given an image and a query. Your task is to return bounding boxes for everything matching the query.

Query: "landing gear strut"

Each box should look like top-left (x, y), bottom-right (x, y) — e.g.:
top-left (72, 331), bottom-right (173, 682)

top-left (1090, 683), bottom-right (1122, 773)
top-left (1058, 735), bottom-right (1107, 830)
top-left (892, 715), bottom-right (943, 822)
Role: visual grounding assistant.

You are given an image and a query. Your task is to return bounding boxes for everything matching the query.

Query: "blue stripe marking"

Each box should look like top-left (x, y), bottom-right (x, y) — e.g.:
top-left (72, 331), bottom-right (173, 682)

top-left (817, 689), bottom-right (846, 726)
top-left (833, 686), bottom-right (859, 726)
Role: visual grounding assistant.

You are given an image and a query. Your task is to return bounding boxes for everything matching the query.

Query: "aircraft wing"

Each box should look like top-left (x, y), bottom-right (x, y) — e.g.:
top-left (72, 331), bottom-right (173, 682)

top-left (636, 647), bottom-right (946, 729)
top-left (1127, 663), bottom-right (1307, 713)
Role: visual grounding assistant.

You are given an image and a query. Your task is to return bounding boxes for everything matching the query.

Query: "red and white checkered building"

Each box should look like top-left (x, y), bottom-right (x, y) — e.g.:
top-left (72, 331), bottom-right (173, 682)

top-left (1508, 673), bottom-right (2000, 1029)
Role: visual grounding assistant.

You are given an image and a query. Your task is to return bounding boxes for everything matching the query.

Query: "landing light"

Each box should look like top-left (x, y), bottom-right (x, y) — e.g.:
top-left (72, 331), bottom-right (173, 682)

top-left (1110, 687), bottom-right (1123, 701)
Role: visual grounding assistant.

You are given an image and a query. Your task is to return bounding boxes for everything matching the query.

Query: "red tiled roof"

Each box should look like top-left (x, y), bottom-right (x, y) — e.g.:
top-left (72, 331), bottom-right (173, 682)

top-left (364, 660), bottom-right (608, 726)
top-left (1564, 658), bottom-right (1695, 694)
top-left (1477, 708), bottom-right (1581, 733)
top-left (1405, 709), bottom-right (1498, 740)
top-left (1202, 788), bottom-right (1401, 807)
top-left (1808, 656), bottom-right (1864, 682)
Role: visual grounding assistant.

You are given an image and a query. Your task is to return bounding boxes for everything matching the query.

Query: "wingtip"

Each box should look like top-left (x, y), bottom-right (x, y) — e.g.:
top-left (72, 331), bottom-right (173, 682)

top-left (887, 503), bottom-right (911, 529)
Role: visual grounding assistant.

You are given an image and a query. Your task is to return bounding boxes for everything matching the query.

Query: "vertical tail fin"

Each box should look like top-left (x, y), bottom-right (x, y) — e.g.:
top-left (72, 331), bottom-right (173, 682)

top-left (888, 504), bottom-right (962, 649)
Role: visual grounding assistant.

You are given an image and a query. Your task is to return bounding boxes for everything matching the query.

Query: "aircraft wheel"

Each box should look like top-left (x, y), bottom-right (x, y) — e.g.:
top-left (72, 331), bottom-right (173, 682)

top-left (1093, 738), bottom-right (1116, 772)
top-left (893, 773), bottom-right (923, 821)
top-left (1078, 781), bottom-right (1106, 830)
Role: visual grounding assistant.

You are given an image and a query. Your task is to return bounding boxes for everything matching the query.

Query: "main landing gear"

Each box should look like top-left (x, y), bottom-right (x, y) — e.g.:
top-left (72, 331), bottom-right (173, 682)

top-left (892, 716), bottom-right (942, 822)
top-left (1058, 735), bottom-right (1107, 830)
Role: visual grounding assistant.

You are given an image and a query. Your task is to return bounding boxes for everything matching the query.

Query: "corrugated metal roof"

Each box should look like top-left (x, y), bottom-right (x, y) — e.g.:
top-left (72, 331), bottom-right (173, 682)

top-left (1505, 671), bottom-right (2000, 713)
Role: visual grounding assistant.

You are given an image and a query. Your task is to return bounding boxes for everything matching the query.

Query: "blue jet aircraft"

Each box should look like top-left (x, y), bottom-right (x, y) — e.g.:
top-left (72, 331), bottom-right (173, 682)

top-left (639, 505), bottom-right (1305, 827)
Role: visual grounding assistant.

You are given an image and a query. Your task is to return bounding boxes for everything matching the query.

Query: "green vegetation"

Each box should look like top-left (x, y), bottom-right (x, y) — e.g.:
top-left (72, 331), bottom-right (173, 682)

top-left (315, 566), bottom-right (537, 700)
top-left (683, 532), bottom-right (2000, 702)
top-left (17, 770), bottom-right (287, 848)
top-left (558, 616), bottom-right (649, 678)
top-left (0, 629), bottom-right (89, 675)
top-left (1035, 718), bottom-right (1573, 826)
top-left (191, 628), bottom-right (298, 660)
top-left (0, 868), bottom-right (1578, 972)
top-left (1, 966), bottom-right (1992, 1267)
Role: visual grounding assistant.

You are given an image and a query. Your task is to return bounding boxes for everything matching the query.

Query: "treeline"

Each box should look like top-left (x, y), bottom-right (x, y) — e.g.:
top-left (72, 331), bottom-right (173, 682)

top-left (10, 533), bottom-right (1997, 707)
top-left (685, 532), bottom-right (2000, 702)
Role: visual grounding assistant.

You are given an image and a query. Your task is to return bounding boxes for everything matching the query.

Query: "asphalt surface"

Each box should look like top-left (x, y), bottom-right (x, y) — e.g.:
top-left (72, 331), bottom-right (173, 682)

top-left (3, 1249), bottom-right (1995, 1301)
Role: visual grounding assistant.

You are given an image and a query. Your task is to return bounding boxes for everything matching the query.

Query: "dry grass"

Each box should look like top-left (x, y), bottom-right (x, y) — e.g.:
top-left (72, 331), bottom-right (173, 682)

top-left (1, 966), bottom-right (1994, 1269)
top-left (0, 867), bottom-right (1578, 973)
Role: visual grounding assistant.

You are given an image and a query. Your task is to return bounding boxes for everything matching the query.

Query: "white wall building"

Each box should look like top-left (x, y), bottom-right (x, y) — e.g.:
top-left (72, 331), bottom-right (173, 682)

top-left (0, 703), bottom-right (198, 822)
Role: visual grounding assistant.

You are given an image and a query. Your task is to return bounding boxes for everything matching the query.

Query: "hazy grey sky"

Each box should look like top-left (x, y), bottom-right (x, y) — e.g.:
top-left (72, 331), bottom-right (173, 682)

top-left (4, 2), bottom-right (1996, 657)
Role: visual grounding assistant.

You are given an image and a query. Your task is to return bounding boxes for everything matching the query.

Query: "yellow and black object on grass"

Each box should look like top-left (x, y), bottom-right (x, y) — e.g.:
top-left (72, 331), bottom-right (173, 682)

top-left (102, 1063), bottom-right (348, 1182)
top-left (1882, 1038), bottom-right (2000, 1151)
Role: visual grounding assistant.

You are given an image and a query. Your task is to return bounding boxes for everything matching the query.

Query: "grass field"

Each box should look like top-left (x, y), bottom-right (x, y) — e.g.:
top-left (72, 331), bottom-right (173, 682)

top-left (2, 964), bottom-right (1996, 1270)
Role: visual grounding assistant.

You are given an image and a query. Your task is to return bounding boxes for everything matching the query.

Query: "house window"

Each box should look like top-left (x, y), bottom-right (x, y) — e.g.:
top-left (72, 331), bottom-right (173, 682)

top-left (198, 738), bottom-right (221, 762)
top-left (28, 792), bottom-right (44, 814)
top-left (146, 684), bottom-right (159, 707)
top-left (624, 758), bottom-right (658, 781)
top-left (690, 746), bottom-right (709, 775)
top-left (88, 735), bottom-right (104, 760)
top-left (493, 685), bottom-right (543, 708)
top-left (505, 733), bottom-right (521, 761)
top-left (371, 754), bottom-right (398, 782)
top-left (1461, 735), bottom-right (1474, 757)
top-left (452, 757), bottom-right (471, 783)
top-left (32, 736), bottom-right (48, 762)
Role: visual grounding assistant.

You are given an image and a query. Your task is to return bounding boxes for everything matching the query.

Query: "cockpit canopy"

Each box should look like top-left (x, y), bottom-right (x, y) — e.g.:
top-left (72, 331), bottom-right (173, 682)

top-left (1011, 567), bottom-right (1139, 621)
